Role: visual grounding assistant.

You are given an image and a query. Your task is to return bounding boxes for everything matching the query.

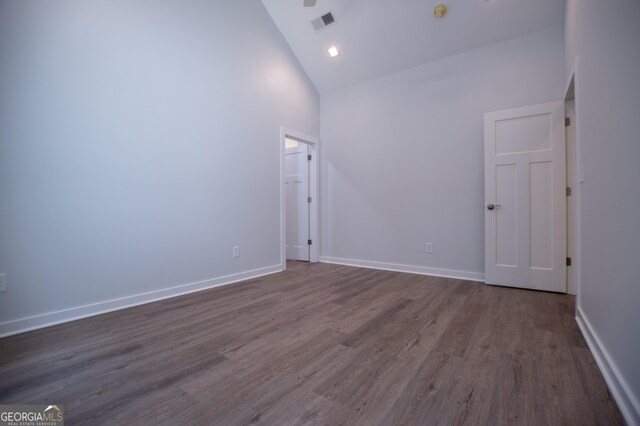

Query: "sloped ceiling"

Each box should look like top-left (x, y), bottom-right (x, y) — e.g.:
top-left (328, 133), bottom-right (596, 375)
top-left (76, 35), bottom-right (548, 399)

top-left (261, 0), bottom-right (564, 92)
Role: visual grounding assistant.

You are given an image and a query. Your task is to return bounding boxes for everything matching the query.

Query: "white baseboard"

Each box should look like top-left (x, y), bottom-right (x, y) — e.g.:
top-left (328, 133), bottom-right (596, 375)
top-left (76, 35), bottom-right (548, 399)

top-left (576, 306), bottom-right (640, 426)
top-left (0, 264), bottom-right (283, 338)
top-left (319, 256), bottom-right (484, 282)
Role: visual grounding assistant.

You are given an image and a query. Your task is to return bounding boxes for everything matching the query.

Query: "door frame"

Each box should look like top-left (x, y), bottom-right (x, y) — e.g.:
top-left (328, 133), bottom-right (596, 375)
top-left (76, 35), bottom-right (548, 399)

top-left (280, 127), bottom-right (319, 268)
top-left (564, 60), bottom-right (581, 299)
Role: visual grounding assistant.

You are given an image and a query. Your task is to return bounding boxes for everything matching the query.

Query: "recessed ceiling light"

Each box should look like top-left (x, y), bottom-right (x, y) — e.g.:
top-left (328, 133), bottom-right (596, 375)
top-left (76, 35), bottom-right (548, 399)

top-left (328, 45), bottom-right (340, 58)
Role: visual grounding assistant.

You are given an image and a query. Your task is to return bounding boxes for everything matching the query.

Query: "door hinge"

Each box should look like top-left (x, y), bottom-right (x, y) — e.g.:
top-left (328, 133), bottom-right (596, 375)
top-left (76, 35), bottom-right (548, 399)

top-left (566, 257), bottom-right (572, 266)
top-left (308, 239), bottom-right (312, 245)
top-left (566, 187), bottom-right (572, 196)
top-left (565, 117), bottom-right (571, 127)
top-left (308, 196), bottom-right (312, 203)
top-left (307, 154), bottom-right (312, 161)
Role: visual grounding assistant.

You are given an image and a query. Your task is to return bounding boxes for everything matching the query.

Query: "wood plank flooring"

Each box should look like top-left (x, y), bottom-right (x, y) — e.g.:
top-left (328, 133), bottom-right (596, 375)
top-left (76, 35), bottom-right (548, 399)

top-left (0, 262), bottom-right (624, 425)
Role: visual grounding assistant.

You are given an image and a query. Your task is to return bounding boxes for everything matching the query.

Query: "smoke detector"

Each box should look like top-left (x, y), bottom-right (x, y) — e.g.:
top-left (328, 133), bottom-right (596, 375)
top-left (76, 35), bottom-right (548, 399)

top-left (434, 3), bottom-right (447, 18)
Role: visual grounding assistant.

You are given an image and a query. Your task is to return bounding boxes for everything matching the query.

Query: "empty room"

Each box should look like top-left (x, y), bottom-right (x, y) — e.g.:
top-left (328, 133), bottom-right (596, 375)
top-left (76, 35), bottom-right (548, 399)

top-left (0, 0), bottom-right (638, 424)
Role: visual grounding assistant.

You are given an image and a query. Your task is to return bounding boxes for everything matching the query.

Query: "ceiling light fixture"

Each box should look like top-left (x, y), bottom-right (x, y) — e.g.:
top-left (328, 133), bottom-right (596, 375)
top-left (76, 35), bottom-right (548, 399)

top-left (328, 45), bottom-right (340, 58)
top-left (434, 3), bottom-right (447, 18)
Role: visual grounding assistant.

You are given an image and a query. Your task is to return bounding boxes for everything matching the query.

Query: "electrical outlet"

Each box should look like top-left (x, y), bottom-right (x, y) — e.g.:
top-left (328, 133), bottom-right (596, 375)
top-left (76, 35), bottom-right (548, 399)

top-left (0, 273), bottom-right (6, 293)
top-left (233, 246), bottom-right (240, 258)
top-left (425, 243), bottom-right (433, 253)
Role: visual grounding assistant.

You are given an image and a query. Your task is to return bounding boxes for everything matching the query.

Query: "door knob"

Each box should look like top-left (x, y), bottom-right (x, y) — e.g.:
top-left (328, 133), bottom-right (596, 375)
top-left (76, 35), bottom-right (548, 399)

top-left (487, 203), bottom-right (501, 210)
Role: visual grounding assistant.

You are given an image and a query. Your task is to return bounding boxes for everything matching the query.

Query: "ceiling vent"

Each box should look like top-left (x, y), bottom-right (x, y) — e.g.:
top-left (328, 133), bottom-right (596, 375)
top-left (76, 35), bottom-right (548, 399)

top-left (311, 12), bottom-right (336, 31)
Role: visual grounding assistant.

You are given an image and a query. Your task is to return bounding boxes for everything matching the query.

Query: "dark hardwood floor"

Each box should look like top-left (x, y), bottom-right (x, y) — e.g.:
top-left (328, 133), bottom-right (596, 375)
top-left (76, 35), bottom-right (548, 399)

top-left (0, 262), bottom-right (624, 425)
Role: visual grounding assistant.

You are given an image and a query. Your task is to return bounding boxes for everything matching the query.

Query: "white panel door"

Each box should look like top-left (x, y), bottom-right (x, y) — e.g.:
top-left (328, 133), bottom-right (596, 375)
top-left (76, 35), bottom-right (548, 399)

top-left (484, 101), bottom-right (566, 292)
top-left (285, 141), bottom-right (310, 261)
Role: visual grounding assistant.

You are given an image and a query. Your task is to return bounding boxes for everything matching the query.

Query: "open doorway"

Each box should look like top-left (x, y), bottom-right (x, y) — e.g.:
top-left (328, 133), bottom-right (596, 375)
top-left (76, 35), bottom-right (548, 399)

top-left (280, 127), bottom-right (319, 269)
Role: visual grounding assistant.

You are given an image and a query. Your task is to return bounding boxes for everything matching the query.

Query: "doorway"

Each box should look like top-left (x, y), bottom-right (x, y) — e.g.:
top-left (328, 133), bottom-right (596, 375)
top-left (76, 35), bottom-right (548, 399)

top-left (280, 127), bottom-right (319, 269)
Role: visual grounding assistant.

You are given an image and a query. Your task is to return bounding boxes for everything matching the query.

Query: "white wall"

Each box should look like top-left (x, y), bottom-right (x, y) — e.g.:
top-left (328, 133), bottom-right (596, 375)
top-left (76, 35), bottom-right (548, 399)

top-left (0, 0), bottom-right (319, 333)
top-left (565, 1), bottom-right (640, 423)
top-left (320, 27), bottom-right (564, 278)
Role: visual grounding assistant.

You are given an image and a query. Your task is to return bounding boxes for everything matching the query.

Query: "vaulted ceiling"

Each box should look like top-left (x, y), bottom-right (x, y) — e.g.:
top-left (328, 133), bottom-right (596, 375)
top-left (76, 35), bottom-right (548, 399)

top-left (261, 0), bottom-right (564, 92)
